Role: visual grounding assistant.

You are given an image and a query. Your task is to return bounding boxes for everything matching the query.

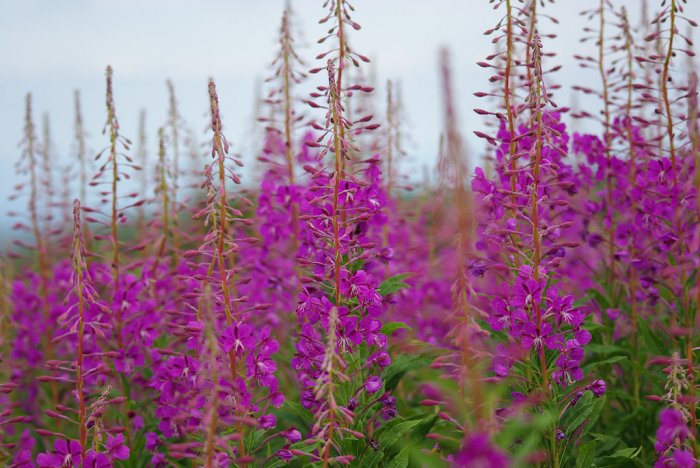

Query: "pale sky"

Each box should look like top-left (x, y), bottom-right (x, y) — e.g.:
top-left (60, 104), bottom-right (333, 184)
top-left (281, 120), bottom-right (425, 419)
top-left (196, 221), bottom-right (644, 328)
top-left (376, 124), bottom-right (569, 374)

top-left (1, 0), bottom-right (698, 243)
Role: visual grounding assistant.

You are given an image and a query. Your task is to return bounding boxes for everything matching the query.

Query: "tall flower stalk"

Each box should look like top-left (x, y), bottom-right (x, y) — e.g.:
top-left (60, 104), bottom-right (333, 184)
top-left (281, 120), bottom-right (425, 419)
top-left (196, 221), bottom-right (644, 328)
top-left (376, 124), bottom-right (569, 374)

top-left (88, 66), bottom-right (142, 438)
top-left (74, 91), bottom-right (88, 211)
top-left (18, 95), bottom-right (50, 311)
top-left (151, 127), bottom-right (175, 273)
top-left (440, 48), bottom-right (486, 429)
top-left (472, 31), bottom-right (600, 466)
top-left (70, 200), bottom-right (89, 458)
top-left (688, 71), bottom-right (699, 445)
top-left (9, 95), bottom-right (56, 391)
top-left (166, 80), bottom-right (182, 250)
top-left (312, 0), bottom-right (371, 176)
top-left (136, 109), bottom-right (148, 239)
top-left (596, 0), bottom-right (616, 284)
top-left (90, 66), bottom-right (139, 335)
top-left (294, 59), bottom-right (386, 467)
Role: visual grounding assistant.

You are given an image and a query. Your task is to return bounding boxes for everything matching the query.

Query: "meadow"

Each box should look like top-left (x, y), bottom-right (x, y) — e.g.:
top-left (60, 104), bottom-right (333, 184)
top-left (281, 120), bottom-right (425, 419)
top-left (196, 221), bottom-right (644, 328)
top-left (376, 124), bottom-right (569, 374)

top-left (0, 0), bottom-right (699, 466)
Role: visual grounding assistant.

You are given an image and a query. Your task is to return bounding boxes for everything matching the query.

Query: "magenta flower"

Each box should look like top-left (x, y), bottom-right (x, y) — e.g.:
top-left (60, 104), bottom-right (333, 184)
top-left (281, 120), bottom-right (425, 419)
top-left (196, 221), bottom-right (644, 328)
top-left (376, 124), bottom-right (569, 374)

top-left (36, 439), bottom-right (81, 468)
top-left (379, 394), bottom-right (398, 419)
top-left (364, 376), bottom-right (382, 394)
top-left (258, 413), bottom-right (277, 429)
top-left (588, 379), bottom-right (607, 397)
top-left (671, 449), bottom-right (696, 468)
top-left (654, 449), bottom-right (697, 468)
top-left (145, 431), bottom-right (160, 451)
top-left (452, 432), bottom-right (510, 468)
top-left (7, 3), bottom-right (699, 465)
top-left (151, 453), bottom-right (167, 467)
top-left (283, 428), bottom-right (302, 443)
top-left (340, 270), bottom-right (381, 306)
top-left (367, 351), bottom-right (391, 368)
top-left (12, 448), bottom-right (34, 468)
top-left (82, 450), bottom-right (110, 468)
top-left (521, 322), bottom-right (561, 351)
top-left (655, 408), bottom-right (691, 454)
top-left (106, 434), bottom-right (130, 461)
top-left (337, 315), bottom-right (362, 352)
top-left (220, 322), bottom-right (256, 355)
top-left (511, 274), bottom-right (544, 311)
top-left (270, 391), bottom-right (285, 408)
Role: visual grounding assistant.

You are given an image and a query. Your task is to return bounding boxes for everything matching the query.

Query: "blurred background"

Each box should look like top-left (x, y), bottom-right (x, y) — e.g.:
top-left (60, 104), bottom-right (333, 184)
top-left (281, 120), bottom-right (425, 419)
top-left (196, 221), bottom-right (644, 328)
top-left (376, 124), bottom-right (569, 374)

top-left (1, 0), bottom-right (698, 245)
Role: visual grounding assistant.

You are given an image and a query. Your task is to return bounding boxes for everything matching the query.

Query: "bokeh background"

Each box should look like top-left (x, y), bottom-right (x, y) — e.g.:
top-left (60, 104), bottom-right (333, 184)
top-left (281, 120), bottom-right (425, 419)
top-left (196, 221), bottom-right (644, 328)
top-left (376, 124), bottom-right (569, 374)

top-left (1, 0), bottom-right (698, 245)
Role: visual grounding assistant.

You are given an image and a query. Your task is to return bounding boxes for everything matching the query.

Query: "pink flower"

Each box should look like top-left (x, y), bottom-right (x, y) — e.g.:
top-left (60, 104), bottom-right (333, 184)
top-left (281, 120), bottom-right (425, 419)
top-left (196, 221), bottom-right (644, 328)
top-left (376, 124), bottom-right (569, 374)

top-left (221, 321), bottom-right (256, 355)
top-left (452, 432), bottom-right (510, 468)
top-left (364, 375), bottom-right (382, 394)
top-left (36, 439), bottom-right (82, 468)
top-left (106, 434), bottom-right (130, 461)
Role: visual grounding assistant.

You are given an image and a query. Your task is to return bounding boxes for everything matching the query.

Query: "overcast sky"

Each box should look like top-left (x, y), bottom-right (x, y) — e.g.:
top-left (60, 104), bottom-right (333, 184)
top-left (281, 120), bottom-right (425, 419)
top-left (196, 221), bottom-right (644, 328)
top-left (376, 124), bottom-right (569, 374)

top-left (1, 0), bottom-right (698, 244)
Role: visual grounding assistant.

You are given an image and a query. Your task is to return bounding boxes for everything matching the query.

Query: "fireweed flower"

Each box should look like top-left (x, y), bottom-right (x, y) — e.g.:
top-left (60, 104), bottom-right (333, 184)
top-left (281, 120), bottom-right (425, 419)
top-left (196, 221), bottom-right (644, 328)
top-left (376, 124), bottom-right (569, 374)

top-left (144, 81), bottom-right (283, 466)
top-left (656, 449), bottom-right (697, 468)
top-left (452, 432), bottom-right (510, 468)
top-left (30, 201), bottom-right (127, 465)
top-left (567, 3), bottom-right (700, 450)
top-left (242, 6), bottom-right (314, 341)
top-left (8, 95), bottom-right (59, 385)
top-left (105, 434), bottom-right (129, 461)
top-left (291, 39), bottom-right (390, 460)
top-left (468, 22), bottom-right (608, 464)
top-left (86, 68), bottom-right (146, 370)
top-left (655, 408), bottom-right (691, 454)
top-left (649, 352), bottom-right (697, 466)
top-left (36, 439), bottom-right (82, 468)
top-left (364, 376), bottom-right (382, 394)
top-left (472, 35), bottom-right (591, 389)
top-left (82, 450), bottom-right (110, 468)
top-left (653, 407), bottom-right (697, 468)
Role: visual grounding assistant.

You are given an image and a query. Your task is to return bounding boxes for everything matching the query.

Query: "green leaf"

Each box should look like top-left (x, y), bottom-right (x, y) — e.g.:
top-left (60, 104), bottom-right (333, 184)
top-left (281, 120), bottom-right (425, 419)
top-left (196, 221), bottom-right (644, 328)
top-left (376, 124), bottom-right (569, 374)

top-left (590, 432), bottom-right (621, 453)
top-left (594, 446), bottom-right (642, 467)
top-left (383, 354), bottom-right (433, 391)
top-left (244, 429), bottom-right (266, 453)
top-left (290, 439), bottom-right (322, 453)
top-left (596, 355), bottom-right (628, 366)
top-left (277, 401), bottom-right (313, 432)
top-left (409, 415), bottom-right (438, 442)
top-left (583, 355), bottom-right (627, 372)
top-left (638, 319), bottom-right (667, 356)
top-left (378, 418), bottom-right (424, 447)
top-left (498, 411), bottom-right (553, 462)
top-left (609, 447), bottom-right (642, 458)
top-left (385, 446), bottom-right (410, 468)
top-left (585, 395), bottom-right (606, 438)
top-left (585, 288), bottom-right (610, 310)
top-left (407, 449), bottom-right (450, 468)
top-left (263, 460), bottom-right (286, 468)
top-left (576, 440), bottom-right (596, 468)
top-left (378, 273), bottom-right (413, 296)
top-left (153, 333), bottom-right (170, 348)
top-left (585, 344), bottom-right (627, 355)
top-left (119, 374), bottom-right (132, 413)
top-left (359, 449), bottom-right (385, 468)
top-left (561, 391), bottom-right (596, 436)
top-left (381, 321), bottom-right (411, 336)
